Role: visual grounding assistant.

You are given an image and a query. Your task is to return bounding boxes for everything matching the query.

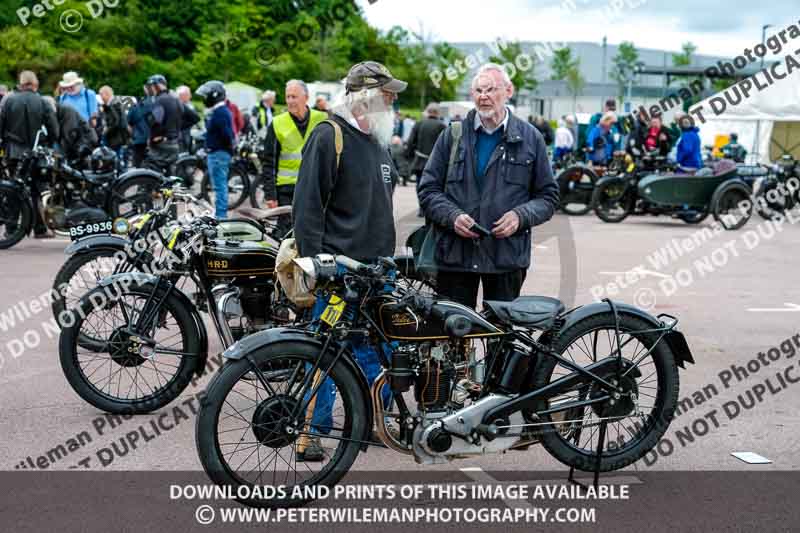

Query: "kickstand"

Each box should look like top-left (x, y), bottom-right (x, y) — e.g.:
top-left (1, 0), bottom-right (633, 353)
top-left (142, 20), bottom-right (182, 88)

top-left (568, 420), bottom-right (607, 490)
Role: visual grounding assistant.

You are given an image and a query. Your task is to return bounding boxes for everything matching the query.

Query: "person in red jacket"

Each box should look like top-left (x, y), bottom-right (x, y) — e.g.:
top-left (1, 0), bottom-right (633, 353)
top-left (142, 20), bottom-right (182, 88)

top-left (225, 99), bottom-right (245, 138)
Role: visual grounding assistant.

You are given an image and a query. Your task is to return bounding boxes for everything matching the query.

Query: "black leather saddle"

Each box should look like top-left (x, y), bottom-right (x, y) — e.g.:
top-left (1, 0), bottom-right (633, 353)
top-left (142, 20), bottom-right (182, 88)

top-left (483, 296), bottom-right (565, 329)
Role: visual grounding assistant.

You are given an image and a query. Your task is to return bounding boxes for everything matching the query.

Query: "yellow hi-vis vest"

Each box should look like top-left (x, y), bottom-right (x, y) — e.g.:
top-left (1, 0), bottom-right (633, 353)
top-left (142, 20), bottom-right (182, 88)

top-left (274, 109), bottom-right (327, 187)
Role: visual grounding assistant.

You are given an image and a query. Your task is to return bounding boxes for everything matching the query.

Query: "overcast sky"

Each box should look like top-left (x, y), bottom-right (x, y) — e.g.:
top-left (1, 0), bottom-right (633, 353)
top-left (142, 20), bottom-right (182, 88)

top-left (358, 0), bottom-right (798, 58)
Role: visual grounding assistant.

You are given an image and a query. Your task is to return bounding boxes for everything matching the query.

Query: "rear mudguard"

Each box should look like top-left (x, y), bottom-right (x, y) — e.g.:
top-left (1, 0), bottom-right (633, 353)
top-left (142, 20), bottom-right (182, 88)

top-left (98, 272), bottom-right (209, 376)
top-left (557, 301), bottom-right (694, 368)
top-left (222, 327), bottom-right (375, 451)
top-left (64, 234), bottom-right (130, 256)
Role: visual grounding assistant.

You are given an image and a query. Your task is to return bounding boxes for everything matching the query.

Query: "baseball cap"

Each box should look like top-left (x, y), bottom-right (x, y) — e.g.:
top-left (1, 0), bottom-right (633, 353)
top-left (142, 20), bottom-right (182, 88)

top-left (345, 61), bottom-right (408, 94)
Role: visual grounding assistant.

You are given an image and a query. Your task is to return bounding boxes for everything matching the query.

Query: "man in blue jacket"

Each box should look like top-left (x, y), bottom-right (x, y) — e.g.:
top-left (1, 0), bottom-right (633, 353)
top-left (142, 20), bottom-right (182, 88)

top-left (126, 89), bottom-right (152, 168)
top-left (675, 115), bottom-right (703, 170)
top-left (58, 71), bottom-right (98, 128)
top-left (586, 112), bottom-right (617, 165)
top-left (418, 63), bottom-right (559, 309)
top-left (196, 81), bottom-right (235, 218)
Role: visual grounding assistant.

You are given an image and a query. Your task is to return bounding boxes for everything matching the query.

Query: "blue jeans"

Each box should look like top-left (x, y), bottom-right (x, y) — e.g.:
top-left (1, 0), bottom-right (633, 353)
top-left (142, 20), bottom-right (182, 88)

top-left (306, 295), bottom-right (392, 434)
top-left (207, 150), bottom-right (231, 218)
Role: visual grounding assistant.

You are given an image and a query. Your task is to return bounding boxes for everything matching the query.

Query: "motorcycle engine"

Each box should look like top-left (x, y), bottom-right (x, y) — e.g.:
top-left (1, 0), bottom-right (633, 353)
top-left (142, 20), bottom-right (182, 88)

top-left (213, 280), bottom-right (277, 342)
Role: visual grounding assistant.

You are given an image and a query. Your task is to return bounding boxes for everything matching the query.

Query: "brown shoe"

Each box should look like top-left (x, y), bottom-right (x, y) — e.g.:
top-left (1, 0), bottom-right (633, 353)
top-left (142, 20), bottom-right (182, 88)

top-left (297, 437), bottom-right (326, 462)
top-left (34, 230), bottom-right (54, 239)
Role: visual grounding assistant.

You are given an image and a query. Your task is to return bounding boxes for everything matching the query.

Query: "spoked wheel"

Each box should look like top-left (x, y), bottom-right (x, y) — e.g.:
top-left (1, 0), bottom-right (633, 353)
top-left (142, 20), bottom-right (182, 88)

top-left (110, 177), bottom-right (164, 219)
top-left (52, 249), bottom-right (128, 328)
top-left (248, 175), bottom-right (267, 208)
top-left (530, 313), bottom-right (679, 472)
top-left (0, 188), bottom-right (31, 249)
top-left (59, 281), bottom-right (200, 413)
top-left (713, 186), bottom-right (752, 230)
top-left (592, 181), bottom-right (634, 223)
top-left (755, 178), bottom-right (795, 221)
top-left (196, 342), bottom-right (368, 508)
top-left (201, 165), bottom-right (251, 210)
top-left (557, 166), bottom-right (597, 215)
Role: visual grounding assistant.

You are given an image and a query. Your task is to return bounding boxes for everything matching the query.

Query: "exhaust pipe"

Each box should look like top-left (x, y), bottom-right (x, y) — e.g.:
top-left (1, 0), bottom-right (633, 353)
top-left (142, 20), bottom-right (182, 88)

top-left (371, 372), bottom-right (413, 455)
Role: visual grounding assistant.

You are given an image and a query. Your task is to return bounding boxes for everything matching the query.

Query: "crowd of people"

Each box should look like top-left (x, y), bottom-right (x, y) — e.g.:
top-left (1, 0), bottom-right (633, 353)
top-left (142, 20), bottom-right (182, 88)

top-left (529, 97), bottom-right (748, 172)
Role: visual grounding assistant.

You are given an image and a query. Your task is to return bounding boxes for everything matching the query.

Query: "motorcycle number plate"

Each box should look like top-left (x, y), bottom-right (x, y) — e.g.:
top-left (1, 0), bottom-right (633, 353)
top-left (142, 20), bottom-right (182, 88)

top-left (69, 220), bottom-right (113, 241)
top-left (320, 295), bottom-right (346, 326)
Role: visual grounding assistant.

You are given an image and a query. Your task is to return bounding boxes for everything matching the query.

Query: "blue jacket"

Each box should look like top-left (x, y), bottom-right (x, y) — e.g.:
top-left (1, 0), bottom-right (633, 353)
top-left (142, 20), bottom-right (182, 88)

top-left (417, 109), bottom-right (559, 273)
top-left (676, 127), bottom-right (703, 169)
top-left (205, 104), bottom-right (235, 154)
top-left (59, 87), bottom-right (98, 122)
top-left (127, 98), bottom-right (152, 146)
top-left (586, 125), bottom-right (614, 164)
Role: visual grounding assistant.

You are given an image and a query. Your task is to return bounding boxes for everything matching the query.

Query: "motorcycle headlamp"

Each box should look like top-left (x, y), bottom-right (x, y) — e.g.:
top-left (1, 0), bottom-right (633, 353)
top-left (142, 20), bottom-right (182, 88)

top-left (112, 217), bottom-right (131, 235)
top-left (293, 254), bottom-right (338, 293)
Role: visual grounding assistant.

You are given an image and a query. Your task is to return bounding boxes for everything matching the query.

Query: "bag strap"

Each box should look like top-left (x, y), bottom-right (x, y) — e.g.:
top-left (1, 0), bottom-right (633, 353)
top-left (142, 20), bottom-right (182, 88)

top-left (321, 119), bottom-right (343, 211)
top-left (445, 120), bottom-right (462, 194)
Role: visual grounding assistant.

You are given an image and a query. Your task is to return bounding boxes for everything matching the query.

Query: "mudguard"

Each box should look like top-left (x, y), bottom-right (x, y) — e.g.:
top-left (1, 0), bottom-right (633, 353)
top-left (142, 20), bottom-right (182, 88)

top-left (114, 168), bottom-right (164, 186)
top-left (594, 174), bottom-right (628, 192)
top-left (98, 272), bottom-right (209, 376)
top-left (64, 233), bottom-right (130, 255)
top-left (558, 301), bottom-right (695, 369)
top-left (223, 327), bottom-right (375, 451)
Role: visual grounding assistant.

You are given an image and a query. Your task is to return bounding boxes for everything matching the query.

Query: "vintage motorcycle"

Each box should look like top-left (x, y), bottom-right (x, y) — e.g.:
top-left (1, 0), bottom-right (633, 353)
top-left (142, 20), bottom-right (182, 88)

top-left (58, 213), bottom-right (295, 414)
top-left (555, 149), bottom-right (630, 216)
top-left (0, 128), bottom-right (165, 249)
top-left (195, 254), bottom-right (694, 508)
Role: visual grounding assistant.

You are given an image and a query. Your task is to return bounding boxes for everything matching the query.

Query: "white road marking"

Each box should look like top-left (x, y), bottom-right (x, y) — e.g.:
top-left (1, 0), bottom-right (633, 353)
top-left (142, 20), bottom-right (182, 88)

top-left (599, 268), bottom-right (671, 279)
top-left (731, 451), bottom-right (772, 464)
top-left (747, 303), bottom-right (800, 312)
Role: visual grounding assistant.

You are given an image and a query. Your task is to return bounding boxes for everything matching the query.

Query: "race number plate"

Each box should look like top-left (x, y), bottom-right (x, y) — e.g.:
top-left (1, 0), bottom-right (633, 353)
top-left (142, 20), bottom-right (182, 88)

top-left (69, 220), bottom-right (113, 241)
top-left (320, 295), bottom-right (346, 326)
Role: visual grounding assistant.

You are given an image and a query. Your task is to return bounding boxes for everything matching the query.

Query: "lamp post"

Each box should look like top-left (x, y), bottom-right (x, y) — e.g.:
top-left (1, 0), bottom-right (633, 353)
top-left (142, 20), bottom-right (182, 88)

top-left (761, 24), bottom-right (773, 70)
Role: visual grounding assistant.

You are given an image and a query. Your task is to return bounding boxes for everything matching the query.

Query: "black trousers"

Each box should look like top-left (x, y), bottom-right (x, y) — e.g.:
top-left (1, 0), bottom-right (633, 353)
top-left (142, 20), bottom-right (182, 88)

top-left (436, 269), bottom-right (527, 310)
top-left (131, 144), bottom-right (148, 168)
top-left (274, 184), bottom-right (294, 240)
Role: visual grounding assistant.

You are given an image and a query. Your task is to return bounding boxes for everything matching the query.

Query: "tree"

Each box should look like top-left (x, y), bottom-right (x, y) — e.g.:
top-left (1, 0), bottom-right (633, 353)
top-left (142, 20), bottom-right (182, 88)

top-left (609, 41), bottom-right (639, 102)
top-left (489, 40), bottom-right (537, 104)
top-left (565, 65), bottom-right (585, 109)
top-left (550, 46), bottom-right (579, 81)
top-left (672, 41), bottom-right (697, 68)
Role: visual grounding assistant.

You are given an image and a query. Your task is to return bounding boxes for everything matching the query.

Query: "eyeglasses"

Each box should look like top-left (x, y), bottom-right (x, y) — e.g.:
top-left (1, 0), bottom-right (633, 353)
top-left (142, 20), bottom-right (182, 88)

top-left (472, 86), bottom-right (504, 97)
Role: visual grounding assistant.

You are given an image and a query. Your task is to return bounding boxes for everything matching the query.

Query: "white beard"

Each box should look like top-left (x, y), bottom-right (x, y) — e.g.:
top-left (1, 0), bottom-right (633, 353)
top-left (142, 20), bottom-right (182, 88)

top-left (365, 109), bottom-right (396, 148)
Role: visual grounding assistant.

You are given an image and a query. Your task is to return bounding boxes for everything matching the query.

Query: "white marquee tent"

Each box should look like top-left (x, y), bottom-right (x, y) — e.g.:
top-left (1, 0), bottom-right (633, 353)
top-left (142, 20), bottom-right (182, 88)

top-left (693, 66), bottom-right (800, 163)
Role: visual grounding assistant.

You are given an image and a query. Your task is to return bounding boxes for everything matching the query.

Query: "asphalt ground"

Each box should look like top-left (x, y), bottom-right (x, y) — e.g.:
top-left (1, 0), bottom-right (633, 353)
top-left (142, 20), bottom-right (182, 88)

top-left (1, 183), bottom-right (799, 476)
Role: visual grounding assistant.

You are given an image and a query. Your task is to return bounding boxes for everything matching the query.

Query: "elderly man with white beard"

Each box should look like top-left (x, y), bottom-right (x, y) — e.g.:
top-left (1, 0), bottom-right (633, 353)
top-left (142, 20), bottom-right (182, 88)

top-left (293, 61), bottom-right (405, 261)
top-left (292, 61), bottom-right (407, 462)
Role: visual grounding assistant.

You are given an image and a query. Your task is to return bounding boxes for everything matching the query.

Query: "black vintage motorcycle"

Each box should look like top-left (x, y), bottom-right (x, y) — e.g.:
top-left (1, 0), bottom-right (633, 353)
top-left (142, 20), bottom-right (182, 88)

top-left (195, 254), bottom-right (694, 508)
top-left (58, 214), bottom-right (294, 414)
top-left (50, 185), bottom-right (215, 328)
top-left (0, 128), bottom-right (165, 249)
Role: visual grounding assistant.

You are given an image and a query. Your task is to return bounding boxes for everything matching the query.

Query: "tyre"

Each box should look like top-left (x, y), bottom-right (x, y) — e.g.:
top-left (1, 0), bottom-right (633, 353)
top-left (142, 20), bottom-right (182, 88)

top-left (52, 248), bottom-right (129, 327)
top-left (59, 280), bottom-right (200, 414)
top-left (557, 166), bottom-right (597, 215)
top-left (712, 186), bottom-right (752, 230)
top-left (110, 176), bottom-right (164, 219)
top-left (531, 312), bottom-right (679, 473)
top-left (196, 341), bottom-right (367, 508)
top-left (755, 178), bottom-right (794, 221)
top-left (0, 187), bottom-right (32, 249)
top-left (593, 181), bottom-right (634, 223)
top-left (201, 163), bottom-right (251, 210)
top-left (678, 209), bottom-right (709, 224)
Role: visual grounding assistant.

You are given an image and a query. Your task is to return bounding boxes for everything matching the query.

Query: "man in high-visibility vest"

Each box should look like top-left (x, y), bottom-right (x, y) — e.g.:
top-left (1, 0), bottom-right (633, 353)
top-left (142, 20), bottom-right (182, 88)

top-left (259, 80), bottom-right (326, 238)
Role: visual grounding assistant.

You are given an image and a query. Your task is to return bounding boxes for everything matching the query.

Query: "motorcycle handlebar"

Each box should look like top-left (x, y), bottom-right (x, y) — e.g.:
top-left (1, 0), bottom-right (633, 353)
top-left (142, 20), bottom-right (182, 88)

top-left (335, 255), bottom-right (367, 274)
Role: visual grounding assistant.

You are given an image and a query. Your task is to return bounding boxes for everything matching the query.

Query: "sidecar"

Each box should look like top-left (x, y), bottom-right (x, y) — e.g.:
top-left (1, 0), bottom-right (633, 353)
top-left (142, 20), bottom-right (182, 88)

top-left (637, 160), bottom-right (753, 230)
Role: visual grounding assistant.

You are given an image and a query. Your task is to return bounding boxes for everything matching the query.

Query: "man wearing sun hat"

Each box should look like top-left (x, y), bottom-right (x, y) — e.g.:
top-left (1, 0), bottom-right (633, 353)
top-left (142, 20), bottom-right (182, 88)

top-left (57, 71), bottom-right (99, 130)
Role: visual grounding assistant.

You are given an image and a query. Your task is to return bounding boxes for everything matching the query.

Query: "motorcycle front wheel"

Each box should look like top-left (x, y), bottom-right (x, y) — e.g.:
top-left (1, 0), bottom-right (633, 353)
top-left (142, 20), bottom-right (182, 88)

top-left (59, 280), bottom-right (200, 413)
top-left (556, 166), bottom-right (597, 215)
top-left (593, 182), bottom-right (634, 223)
top-left (196, 341), bottom-right (368, 508)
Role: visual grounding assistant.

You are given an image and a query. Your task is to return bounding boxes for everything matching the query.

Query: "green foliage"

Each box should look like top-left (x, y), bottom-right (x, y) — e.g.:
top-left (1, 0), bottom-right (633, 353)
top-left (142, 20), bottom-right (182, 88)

top-left (550, 47), bottom-right (578, 81)
top-left (565, 65), bottom-right (585, 105)
top-left (672, 42), bottom-right (697, 67)
top-left (610, 41), bottom-right (639, 101)
top-left (0, 0), bottom-right (462, 110)
top-left (489, 40), bottom-right (537, 103)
